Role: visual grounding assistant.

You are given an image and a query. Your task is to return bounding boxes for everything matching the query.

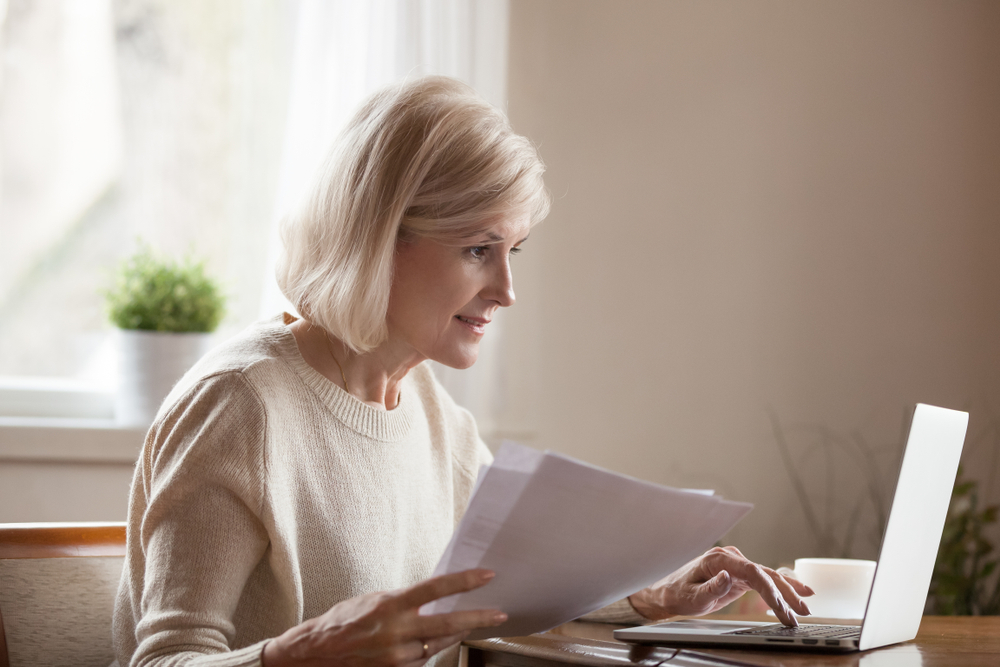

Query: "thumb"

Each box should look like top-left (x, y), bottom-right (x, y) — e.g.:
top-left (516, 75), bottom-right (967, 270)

top-left (693, 570), bottom-right (733, 606)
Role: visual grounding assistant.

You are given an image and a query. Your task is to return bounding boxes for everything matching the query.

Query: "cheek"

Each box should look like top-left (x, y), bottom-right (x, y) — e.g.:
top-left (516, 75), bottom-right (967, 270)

top-left (422, 265), bottom-right (478, 311)
top-left (390, 243), bottom-right (481, 331)
top-left (389, 267), bottom-right (459, 330)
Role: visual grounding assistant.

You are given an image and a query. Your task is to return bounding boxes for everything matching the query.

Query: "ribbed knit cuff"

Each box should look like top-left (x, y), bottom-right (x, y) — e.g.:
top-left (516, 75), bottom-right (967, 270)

top-left (138, 641), bottom-right (268, 667)
top-left (202, 641), bottom-right (267, 667)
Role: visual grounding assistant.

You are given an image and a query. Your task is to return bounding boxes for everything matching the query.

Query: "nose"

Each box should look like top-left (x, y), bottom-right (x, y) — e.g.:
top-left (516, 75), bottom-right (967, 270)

top-left (483, 257), bottom-right (516, 308)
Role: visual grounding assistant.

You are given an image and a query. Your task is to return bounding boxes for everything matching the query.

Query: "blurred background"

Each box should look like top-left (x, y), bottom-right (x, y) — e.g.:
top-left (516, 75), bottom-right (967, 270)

top-left (1, 0), bottom-right (999, 593)
top-left (503, 0), bottom-right (1000, 575)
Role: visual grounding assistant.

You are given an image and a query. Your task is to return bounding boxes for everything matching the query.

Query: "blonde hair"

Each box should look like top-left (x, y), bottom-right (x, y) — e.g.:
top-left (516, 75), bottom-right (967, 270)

top-left (276, 76), bottom-right (550, 353)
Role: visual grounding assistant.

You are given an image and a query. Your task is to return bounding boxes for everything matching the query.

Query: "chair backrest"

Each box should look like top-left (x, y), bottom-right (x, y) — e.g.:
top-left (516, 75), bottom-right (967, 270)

top-left (0, 522), bottom-right (126, 667)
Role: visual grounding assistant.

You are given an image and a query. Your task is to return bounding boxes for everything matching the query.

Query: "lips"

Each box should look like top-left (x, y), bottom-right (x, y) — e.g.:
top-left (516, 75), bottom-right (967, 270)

top-left (456, 315), bottom-right (490, 326)
top-left (455, 315), bottom-right (490, 334)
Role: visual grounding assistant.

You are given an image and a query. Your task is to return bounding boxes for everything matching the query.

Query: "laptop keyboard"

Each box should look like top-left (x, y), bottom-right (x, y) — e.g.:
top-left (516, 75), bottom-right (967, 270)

top-left (728, 624), bottom-right (861, 639)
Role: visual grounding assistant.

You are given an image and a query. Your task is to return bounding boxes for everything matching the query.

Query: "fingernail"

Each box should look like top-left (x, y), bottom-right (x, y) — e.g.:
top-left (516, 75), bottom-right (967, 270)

top-left (480, 570), bottom-right (496, 581)
top-left (493, 612), bottom-right (508, 624)
top-left (804, 585), bottom-right (816, 596)
top-left (801, 601), bottom-right (811, 615)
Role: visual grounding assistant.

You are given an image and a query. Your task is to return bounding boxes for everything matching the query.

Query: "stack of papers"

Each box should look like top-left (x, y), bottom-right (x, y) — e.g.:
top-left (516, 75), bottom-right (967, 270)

top-left (422, 442), bottom-right (753, 639)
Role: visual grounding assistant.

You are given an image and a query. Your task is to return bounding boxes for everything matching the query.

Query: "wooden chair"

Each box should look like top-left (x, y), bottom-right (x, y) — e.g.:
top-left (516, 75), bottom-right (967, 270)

top-left (0, 522), bottom-right (127, 667)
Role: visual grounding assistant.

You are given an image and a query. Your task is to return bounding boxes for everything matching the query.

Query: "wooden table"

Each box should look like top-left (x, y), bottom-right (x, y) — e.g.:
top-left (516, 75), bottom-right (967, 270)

top-left (464, 617), bottom-right (1000, 667)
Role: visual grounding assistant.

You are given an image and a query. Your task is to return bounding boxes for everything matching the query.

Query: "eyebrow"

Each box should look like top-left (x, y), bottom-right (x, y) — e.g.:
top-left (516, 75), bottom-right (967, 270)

top-left (483, 232), bottom-right (530, 244)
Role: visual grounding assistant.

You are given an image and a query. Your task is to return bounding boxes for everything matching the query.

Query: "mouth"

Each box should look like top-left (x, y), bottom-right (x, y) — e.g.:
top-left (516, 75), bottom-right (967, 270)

top-left (455, 315), bottom-right (490, 335)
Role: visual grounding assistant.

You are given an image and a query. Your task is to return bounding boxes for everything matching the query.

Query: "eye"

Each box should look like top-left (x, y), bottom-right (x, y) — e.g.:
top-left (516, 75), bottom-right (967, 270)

top-left (467, 246), bottom-right (489, 259)
top-left (509, 246), bottom-right (523, 256)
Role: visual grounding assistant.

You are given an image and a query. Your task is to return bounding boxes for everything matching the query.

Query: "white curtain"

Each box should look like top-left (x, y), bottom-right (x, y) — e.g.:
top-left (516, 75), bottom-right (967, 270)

top-left (260, 0), bottom-right (511, 437)
top-left (0, 0), bottom-right (122, 318)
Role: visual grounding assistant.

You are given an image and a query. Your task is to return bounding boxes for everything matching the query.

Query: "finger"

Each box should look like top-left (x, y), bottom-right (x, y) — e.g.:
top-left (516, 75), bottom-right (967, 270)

top-left (720, 557), bottom-right (798, 627)
top-left (376, 640), bottom-right (426, 667)
top-left (753, 572), bottom-right (798, 626)
top-left (689, 570), bottom-right (733, 608)
top-left (412, 608), bottom-right (507, 639)
top-left (721, 546), bottom-right (746, 559)
top-left (399, 632), bottom-right (467, 667)
top-left (765, 567), bottom-right (813, 615)
top-left (397, 569), bottom-right (495, 609)
top-left (433, 631), bottom-right (467, 648)
top-left (410, 639), bottom-right (430, 663)
top-left (775, 566), bottom-right (815, 597)
top-left (773, 567), bottom-right (814, 597)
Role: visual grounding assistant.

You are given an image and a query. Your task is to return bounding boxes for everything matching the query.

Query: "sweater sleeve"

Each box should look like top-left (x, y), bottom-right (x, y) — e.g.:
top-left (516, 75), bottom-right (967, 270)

top-left (118, 371), bottom-right (271, 667)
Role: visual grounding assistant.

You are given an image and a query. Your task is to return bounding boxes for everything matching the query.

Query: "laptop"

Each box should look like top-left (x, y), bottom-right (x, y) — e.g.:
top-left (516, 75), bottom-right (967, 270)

top-left (614, 403), bottom-right (968, 653)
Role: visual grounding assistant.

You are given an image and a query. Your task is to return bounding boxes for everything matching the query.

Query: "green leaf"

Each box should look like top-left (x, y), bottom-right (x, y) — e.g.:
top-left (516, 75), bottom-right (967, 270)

top-left (954, 481), bottom-right (976, 496)
top-left (930, 471), bottom-right (1000, 616)
top-left (104, 243), bottom-right (226, 333)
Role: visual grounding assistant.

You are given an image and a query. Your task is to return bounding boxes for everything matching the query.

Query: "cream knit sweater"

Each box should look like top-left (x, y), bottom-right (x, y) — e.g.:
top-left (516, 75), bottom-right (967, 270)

top-left (112, 317), bottom-right (644, 667)
top-left (112, 317), bottom-right (493, 666)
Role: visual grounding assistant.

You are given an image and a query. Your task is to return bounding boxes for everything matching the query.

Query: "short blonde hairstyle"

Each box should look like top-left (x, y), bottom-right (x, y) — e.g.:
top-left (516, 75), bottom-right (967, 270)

top-left (277, 76), bottom-right (550, 353)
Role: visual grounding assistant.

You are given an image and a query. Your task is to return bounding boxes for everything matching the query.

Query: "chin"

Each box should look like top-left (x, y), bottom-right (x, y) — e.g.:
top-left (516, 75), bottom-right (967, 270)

top-left (433, 347), bottom-right (480, 370)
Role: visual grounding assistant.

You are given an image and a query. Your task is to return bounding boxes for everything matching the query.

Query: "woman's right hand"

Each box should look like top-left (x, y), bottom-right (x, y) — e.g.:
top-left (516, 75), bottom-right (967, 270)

top-left (262, 569), bottom-right (505, 667)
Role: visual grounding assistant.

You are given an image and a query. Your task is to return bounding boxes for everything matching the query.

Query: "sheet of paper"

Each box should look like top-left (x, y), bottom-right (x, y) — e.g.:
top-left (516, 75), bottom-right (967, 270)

top-left (423, 442), bottom-right (752, 639)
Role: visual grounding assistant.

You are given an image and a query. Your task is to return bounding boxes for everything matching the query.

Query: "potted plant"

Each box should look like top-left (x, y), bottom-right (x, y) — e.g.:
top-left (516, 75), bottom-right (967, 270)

top-left (105, 245), bottom-right (225, 427)
top-left (927, 469), bottom-right (1000, 615)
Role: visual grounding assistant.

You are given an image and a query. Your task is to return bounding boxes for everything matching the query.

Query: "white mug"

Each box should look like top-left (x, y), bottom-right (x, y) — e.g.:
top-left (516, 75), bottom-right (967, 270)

top-left (788, 558), bottom-right (876, 619)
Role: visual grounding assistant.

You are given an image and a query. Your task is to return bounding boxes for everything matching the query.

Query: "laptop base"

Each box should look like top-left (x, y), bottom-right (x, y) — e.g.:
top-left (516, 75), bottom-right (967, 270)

top-left (615, 619), bottom-right (859, 653)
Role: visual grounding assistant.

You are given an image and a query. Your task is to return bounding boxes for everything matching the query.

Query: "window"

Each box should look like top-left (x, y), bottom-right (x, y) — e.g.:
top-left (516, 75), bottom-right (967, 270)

top-left (0, 0), bottom-right (294, 416)
top-left (1, 0), bottom-right (512, 436)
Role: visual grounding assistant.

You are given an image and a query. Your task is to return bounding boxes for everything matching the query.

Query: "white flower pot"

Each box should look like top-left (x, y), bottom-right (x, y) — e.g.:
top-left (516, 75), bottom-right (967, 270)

top-left (116, 329), bottom-right (210, 427)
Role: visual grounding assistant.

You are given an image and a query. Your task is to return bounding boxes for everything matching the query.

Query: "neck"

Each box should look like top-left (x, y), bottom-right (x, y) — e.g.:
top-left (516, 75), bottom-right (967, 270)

top-left (290, 319), bottom-right (424, 410)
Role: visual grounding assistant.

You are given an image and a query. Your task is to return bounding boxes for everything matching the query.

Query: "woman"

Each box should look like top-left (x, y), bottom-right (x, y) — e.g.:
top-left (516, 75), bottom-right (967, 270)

top-left (113, 76), bottom-right (811, 667)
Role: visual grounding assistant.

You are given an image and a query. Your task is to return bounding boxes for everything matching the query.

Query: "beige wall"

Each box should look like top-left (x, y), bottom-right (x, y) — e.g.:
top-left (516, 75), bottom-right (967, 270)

top-left (503, 0), bottom-right (1000, 566)
top-left (0, 425), bottom-right (141, 523)
top-left (0, 461), bottom-right (133, 522)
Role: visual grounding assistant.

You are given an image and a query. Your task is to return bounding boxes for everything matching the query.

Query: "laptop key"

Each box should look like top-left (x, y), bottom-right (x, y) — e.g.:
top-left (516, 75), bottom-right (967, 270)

top-left (728, 624), bottom-right (861, 640)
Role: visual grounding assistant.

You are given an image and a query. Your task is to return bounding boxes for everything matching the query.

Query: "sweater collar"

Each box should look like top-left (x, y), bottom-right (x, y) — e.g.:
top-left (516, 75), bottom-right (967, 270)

top-left (266, 316), bottom-right (416, 442)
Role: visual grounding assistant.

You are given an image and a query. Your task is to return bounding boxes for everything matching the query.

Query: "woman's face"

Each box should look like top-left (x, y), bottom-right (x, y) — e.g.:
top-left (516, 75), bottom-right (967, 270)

top-left (387, 212), bottom-right (531, 369)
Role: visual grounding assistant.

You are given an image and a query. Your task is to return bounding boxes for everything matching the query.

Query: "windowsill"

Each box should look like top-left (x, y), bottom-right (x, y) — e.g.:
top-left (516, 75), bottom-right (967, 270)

top-left (0, 418), bottom-right (145, 464)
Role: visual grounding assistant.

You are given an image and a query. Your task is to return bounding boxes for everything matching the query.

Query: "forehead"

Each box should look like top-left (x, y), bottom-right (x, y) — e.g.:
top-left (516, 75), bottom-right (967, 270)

top-left (472, 210), bottom-right (532, 242)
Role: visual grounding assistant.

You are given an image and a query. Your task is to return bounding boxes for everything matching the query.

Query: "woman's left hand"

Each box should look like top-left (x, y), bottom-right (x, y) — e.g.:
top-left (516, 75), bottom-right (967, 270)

top-left (628, 546), bottom-right (814, 627)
